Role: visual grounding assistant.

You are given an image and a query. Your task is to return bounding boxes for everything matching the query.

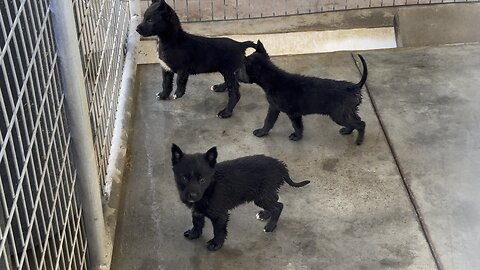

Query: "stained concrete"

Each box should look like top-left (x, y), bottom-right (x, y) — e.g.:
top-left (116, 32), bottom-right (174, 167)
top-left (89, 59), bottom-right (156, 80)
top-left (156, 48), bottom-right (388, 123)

top-left (396, 3), bottom-right (480, 47)
top-left (361, 44), bottom-right (480, 270)
top-left (111, 52), bottom-right (438, 269)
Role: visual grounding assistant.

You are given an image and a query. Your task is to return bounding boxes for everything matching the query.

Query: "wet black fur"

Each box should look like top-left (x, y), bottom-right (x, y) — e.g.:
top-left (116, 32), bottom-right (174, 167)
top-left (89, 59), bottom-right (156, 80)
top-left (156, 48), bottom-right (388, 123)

top-left (170, 144), bottom-right (310, 251)
top-left (236, 41), bottom-right (368, 145)
top-left (136, 0), bottom-right (256, 118)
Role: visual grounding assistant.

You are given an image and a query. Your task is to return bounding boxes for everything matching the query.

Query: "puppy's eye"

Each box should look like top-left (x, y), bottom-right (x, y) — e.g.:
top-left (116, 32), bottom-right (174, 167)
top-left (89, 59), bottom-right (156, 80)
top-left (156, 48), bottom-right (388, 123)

top-left (182, 176), bottom-right (189, 182)
top-left (147, 18), bottom-right (153, 23)
top-left (198, 178), bottom-right (206, 184)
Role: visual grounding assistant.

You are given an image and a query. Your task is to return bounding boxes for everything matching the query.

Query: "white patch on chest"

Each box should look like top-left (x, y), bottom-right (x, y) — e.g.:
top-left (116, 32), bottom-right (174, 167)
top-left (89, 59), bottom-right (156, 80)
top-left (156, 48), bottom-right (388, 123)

top-left (157, 39), bottom-right (173, 72)
top-left (158, 59), bottom-right (173, 72)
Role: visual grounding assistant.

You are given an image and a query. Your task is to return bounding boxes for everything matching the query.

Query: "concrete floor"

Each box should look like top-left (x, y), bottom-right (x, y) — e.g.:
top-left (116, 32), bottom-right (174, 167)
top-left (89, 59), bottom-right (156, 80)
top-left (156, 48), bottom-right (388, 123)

top-left (111, 43), bottom-right (480, 269)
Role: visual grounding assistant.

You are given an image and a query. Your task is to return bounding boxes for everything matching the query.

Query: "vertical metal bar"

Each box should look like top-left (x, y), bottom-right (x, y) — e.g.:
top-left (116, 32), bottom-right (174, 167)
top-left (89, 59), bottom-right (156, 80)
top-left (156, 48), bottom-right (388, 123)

top-left (235, 0), bottom-right (238, 19)
top-left (199, 0), bottom-right (202, 21)
top-left (49, 0), bottom-right (107, 269)
top-left (186, 0), bottom-right (189, 21)
top-left (0, 201), bottom-right (13, 270)
top-left (248, 0), bottom-right (251, 18)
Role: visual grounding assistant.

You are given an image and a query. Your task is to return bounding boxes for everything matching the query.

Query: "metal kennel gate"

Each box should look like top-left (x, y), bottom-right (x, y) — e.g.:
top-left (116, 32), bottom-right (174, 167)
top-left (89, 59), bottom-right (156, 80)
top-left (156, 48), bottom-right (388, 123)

top-left (72, 0), bottom-right (130, 194)
top-left (0, 0), bottom-right (130, 269)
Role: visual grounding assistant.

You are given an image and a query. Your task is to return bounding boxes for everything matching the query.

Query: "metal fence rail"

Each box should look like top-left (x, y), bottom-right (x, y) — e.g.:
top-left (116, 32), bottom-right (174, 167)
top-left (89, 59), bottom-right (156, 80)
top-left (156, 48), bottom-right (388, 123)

top-left (141, 0), bottom-right (480, 22)
top-left (72, 0), bottom-right (130, 194)
top-left (0, 0), bottom-right (88, 269)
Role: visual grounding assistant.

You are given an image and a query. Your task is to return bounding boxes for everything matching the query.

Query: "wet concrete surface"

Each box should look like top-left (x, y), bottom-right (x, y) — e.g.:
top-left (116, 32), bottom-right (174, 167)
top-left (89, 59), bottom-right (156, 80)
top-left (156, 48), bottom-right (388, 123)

top-left (108, 50), bottom-right (455, 269)
top-left (361, 44), bottom-right (480, 270)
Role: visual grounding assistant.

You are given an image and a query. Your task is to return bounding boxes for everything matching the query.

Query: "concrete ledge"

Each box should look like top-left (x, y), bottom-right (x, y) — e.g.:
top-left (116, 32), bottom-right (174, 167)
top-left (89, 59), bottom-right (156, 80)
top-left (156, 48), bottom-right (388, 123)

top-left (140, 3), bottom-right (480, 52)
top-left (396, 3), bottom-right (480, 47)
top-left (138, 27), bottom-right (396, 64)
top-left (137, 7), bottom-right (400, 63)
top-left (228, 27), bottom-right (396, 56)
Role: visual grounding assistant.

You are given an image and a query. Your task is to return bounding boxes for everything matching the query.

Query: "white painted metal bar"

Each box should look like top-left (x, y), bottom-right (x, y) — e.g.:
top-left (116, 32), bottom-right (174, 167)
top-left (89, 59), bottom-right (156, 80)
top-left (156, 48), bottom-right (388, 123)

top-left (49, 0), bottom-right (107, 269)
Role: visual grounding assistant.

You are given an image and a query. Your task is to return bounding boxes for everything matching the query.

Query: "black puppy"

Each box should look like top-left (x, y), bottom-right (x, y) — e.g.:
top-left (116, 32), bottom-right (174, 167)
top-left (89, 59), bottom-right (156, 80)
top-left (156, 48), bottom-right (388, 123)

top-left (236, 41), bottom-right (368, 145)
top-left (136, 0), bottom-right (256, 118)
top-left (171, 144), bottom-right (310, 251)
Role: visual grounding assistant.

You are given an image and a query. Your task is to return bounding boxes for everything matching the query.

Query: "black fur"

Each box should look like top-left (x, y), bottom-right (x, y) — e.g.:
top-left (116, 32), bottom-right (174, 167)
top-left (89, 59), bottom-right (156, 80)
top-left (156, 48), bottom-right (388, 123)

top-left (171, 144), bottom-right (310, 251)
top-left (136, 0), bottom-right (256, 118)
top-left (236, 41), bottom-right (368, 145)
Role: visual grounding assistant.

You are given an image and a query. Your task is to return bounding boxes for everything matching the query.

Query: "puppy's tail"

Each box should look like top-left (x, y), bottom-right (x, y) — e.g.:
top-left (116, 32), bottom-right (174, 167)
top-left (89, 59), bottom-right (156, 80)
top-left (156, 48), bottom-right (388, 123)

top-left (241, 41), bottom-right (257, 50)
top-left (283, 176), bottom-right (310, 187)
top-left (349, 54), bottom-right (368, 92)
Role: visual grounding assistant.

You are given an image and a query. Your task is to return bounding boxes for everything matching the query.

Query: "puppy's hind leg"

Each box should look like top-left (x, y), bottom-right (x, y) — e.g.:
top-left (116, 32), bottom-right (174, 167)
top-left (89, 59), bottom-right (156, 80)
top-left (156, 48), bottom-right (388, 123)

top-left (157, 69), bottom-right (174, 100)
top-left (255, 195), bottom-right (283, 232)
top-left (256, 210), bottom-right (272, 221)
top-left (331, 111), bottom-right (366, 145)
top-left (217, 73), bottom-right (240, 118)
top-left (345, 112), bottom-right (365, 145)
top-left (264, 202), bottom-right (283, 232)
top-left (339, 127), bottom-right (354, 135)
top-left (287, 114), bottom-right (304, 141)
top-left (211, 82), bottom-right (228, 92)
top-left (353, 118), bottom-right (366, 145)
top-left (211, 72), bottom-right (229, 92)
top-left (254, 200), bottom-right (272, 220)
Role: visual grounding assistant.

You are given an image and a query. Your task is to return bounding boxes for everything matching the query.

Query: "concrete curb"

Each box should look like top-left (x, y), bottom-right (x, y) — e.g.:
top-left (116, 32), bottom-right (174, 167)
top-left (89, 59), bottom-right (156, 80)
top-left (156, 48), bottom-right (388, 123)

top-left (103, 0), bottom-right (141, 268)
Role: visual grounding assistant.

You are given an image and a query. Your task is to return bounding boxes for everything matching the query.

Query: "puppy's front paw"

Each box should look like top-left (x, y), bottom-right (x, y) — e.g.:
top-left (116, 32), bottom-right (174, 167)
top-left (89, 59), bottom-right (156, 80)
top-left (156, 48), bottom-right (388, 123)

top-left (217, 109), bottom-right (232, 119)
top-left (156, 92), bottom-right (169, 100)
top-left (253, 129), bottom-right (268, 137)
top-left (172, 92), bottom-right (184, 100)
top-left (289, 133), bottom-right (302, 141)
top-left (184, 229), bottom-right (202, 240)
top-left (206, 239), bottom-right (223, 251)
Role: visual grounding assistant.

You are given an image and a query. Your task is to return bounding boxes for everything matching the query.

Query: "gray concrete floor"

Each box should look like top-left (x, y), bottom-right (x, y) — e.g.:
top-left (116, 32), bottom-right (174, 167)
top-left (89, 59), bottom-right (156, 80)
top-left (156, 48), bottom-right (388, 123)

top-left (111, 44), bottom-right (480, 270)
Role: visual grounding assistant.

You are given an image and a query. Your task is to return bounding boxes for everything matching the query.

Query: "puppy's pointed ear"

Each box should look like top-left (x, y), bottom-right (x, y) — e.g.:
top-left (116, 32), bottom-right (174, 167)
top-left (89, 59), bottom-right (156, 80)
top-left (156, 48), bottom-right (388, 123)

top-left (256, 40), bottom-right (268, 56)
top-left (171, 144), bottom-right (184, 165)
top-left (153, 0), bottom-right (166, 10)
top-left (204, 146), bottom-right (217, 167)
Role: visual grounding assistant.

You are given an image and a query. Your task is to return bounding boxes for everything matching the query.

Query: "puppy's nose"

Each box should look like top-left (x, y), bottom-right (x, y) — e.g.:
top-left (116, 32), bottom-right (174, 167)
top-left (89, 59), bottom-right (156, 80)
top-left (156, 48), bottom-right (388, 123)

top-left (189, 192), bottom-right (199, 199)
top-left (136, 25), bottom-right (142, 34)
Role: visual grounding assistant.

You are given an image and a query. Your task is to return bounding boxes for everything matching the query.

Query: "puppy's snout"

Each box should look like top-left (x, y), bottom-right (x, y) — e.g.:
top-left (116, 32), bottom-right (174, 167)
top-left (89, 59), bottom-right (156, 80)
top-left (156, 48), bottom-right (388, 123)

top-left (188, 191), bottom-right (199, 200)
top-left (136, 25), bottom-right (143, 35)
